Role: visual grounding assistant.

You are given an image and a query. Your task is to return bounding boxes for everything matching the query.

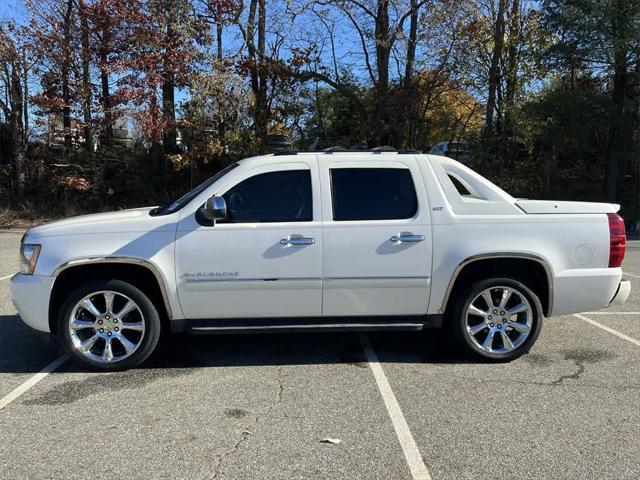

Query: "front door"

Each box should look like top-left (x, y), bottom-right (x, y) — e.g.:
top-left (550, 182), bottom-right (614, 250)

top-left (319, 156), bottom-right (432, 316)
top-left (175, 160), bottom-right (323, 319)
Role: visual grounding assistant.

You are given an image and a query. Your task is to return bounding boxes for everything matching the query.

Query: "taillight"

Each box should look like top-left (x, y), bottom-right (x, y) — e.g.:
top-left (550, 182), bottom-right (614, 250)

top-left (607, 213), bottom-right (626, 268)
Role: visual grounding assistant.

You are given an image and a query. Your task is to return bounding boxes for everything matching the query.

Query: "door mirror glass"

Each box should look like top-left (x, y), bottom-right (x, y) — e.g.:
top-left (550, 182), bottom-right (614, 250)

top-left (199, 196), bottom-right (227, 223)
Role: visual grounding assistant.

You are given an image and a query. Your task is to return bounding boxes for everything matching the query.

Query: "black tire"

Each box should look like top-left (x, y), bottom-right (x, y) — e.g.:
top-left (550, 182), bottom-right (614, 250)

top-left (56, 279), bottom-right (161, 371)
top-left (451, 277), bottom-right (543, 362)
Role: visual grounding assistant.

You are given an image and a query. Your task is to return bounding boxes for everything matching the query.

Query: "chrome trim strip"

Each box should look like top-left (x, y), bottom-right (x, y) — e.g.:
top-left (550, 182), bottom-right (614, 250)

top-left (438, 252), bottom-right (554, 315)
top-left (325, 276), bottom-right (430, 281)
top-left (185, 276), bottom-right (429, 283)
top-left (184, 277), bottom-right (321, 283)
top-left (52, 257), bottom-right (174, 319)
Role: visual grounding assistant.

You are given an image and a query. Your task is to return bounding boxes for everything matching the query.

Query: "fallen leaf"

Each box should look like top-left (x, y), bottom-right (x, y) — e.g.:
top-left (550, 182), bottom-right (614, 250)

top-left (320, 437), bottom-right (342, 444)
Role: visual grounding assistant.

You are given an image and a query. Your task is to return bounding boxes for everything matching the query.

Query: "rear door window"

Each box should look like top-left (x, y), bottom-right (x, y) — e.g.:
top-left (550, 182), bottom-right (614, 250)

top-left (330, 168), bottom-right (418, 221)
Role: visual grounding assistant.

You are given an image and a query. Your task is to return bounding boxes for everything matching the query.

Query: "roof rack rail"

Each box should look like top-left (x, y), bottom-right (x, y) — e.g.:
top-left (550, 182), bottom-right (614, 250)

top-left (273, 148), bottom-right (297, 156)
top-left (370, 145), bottom-right (396, 152)
top-left (272, 147), bottom-right (421, 155)
top-left (370, 146), bottom-right (421, 154)
top-left (322, 145), bottom-right (347, 152)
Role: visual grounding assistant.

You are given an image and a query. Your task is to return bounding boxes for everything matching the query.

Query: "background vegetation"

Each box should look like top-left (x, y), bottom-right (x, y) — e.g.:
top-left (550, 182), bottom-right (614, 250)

top-left (0, 0), bottom-right (638, 230)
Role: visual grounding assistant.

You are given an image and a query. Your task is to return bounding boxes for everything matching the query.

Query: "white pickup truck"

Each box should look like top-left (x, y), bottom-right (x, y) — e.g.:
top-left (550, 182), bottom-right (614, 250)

top-left (11, 151), bottom-right (631, 370)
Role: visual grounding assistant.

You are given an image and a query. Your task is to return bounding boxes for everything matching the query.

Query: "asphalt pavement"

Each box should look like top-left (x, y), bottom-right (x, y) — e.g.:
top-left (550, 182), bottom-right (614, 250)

top-left (0, 231), bottom-right (639, 479)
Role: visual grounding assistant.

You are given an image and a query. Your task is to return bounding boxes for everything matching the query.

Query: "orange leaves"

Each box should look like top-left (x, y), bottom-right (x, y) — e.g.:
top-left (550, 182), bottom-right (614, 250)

top-left (56, 175), bottom-right (91, 192)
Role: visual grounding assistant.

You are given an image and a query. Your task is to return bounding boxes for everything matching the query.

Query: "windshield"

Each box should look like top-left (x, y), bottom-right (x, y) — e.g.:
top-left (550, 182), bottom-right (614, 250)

top-left (150, 162), bottom-right (239, 216)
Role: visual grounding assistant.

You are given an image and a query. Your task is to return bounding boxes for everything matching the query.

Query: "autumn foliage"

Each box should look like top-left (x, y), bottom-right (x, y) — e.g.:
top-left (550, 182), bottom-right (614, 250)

top-left (0, 0), bottom-right (638, 228)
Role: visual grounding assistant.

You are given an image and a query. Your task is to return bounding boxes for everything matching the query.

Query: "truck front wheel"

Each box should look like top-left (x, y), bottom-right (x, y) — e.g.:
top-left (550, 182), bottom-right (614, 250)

top-left (451, 278), bottom-right (543, 361)
top-left (57, 279), bottom-right (161, 370)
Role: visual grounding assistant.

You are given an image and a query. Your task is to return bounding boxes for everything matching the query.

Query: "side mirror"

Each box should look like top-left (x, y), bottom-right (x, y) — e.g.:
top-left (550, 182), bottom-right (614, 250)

top-left (199, 196), bottom-right (227, 223)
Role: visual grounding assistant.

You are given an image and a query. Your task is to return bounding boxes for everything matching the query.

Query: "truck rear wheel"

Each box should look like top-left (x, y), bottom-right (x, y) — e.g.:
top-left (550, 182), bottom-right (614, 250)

top-left (57, 279), bottom-right (161, 371)
top-left (451, 278), bottom-right (543, 361)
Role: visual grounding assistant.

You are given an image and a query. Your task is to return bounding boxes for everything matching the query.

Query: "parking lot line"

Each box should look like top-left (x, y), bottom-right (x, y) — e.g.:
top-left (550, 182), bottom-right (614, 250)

top-left (0, 274), bottom-right (14, 281)
top-left (583, 312), bottom-right (640, 315)
top-left (358, 333), bottom-right (431, 480)
top-left (624, 271), bottom-right (640, 279)
top-left (573, 313), bottom-right (640, 347)
top-left (0, 355), bottom-right (67, 411)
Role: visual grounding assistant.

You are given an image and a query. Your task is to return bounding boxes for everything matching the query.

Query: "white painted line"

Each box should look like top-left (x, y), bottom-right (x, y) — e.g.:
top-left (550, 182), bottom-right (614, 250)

top-left (623, 271), bottom-right (640, 279)
top-left (0, 274), bottom-right (14, 281)
top-left (0, 356), bottom-right (67, 410)
top-left (583, 312), bottom-right (640, 315)
top-left (359, 333), bottom-right (431, 480)
top-left (573, 314), bottom-right (640, 347)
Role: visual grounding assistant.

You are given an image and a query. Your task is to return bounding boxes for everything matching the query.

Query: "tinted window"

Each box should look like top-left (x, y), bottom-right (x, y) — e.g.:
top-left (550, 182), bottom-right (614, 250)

top-left (448, 174), bottom-right (471, 196)
top-left (221, 170), bottom-right (312, 223)
top-left (331, 168), bottom-right (418, 221)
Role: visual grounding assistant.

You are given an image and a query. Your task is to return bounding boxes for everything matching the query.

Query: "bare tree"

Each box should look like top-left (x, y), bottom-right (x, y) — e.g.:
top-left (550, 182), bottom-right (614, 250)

top-left (79, 0), bottom-right (93, 150)
top-left (0, 26), bottom-right (26, 197)
top-left (484, 0), bottom-right (506, 134)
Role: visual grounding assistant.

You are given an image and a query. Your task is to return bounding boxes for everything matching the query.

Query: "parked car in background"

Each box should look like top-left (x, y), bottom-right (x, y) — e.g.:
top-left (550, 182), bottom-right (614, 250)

top-left (11, 150), bottom-right (630, 370)
top-left (429, 141), bottom-right (471, 163)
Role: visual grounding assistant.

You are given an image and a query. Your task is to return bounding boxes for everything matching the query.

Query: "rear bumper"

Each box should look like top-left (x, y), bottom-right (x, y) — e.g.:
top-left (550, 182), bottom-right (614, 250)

top-left (608, 280), bottom-right (631, 307)
top-left (10, 273), bottom-right (54, 333)
top-left (552, 268), bottom-right (622, 315)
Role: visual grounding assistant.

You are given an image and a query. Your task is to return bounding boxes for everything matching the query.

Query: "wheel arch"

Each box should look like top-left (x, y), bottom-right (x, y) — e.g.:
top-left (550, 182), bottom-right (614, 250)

top-left (49, 257), bottom-right (173, 333)
top-left (440, 253), bottom-right (553, 317)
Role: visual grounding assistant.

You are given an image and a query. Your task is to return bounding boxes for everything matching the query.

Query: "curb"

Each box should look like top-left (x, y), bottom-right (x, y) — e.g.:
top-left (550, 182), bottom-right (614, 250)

top-left (0, 224), bottom-right (30, 229)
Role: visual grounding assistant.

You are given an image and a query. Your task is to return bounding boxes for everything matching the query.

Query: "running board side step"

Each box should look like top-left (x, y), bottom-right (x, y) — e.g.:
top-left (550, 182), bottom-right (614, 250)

top-left (189, 323), bottom-right (424, 335)
top-left (176, 315), bottom-right (443, 334)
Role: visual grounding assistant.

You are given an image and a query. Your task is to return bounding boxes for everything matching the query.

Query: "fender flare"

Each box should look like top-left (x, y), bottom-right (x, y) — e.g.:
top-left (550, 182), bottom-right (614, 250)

top-left (52, 256), bottom-right (174, 319)
top-left (438, 252), bottom-right (554, 315)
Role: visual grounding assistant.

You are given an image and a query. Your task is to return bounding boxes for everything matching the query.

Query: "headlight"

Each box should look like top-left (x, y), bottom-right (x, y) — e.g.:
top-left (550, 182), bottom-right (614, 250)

top-left (20, 244), bottom-right (41, 274)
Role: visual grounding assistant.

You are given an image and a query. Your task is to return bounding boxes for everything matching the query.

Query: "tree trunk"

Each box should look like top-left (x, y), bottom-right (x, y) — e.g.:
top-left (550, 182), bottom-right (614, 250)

top-left (404, 0), bottom-right (418, 87)
top-left (22, 48), bottom-right (28, 144)
top-left (399, 0), bottom-right (419, 147)
top-left (149, 94), bottom-right (164, 177)
top-left (215, 10), bottom-right (225, 141)
top-left (374, 0), bottom-right (391, 145)
top-left (100, 24), bottom-right (113, 144)
top-left (216, 20), bottom-right (223, 62)
top-left (79, 0), bottom-right (93, 151)
top-left (9, 62), bottom-right (25, 197)
top-left (604, 52), bottom-right (629, 201)
top-left (162, 10), bottom-right (178, 154)
top-left (162, 71), bottom-right (177, 153)
top-left (504, 0), bottom-right (520, 136)
top-left (62, 0), bottom-right (74, 149)
top-left (604, 0), bottom-right (634, 202)
top-left (247, 0), bottom-right (268, 150)
top-left (257, 0), bottom-right (268, 147)
top-left (484, 0), bottom-right (507, 134)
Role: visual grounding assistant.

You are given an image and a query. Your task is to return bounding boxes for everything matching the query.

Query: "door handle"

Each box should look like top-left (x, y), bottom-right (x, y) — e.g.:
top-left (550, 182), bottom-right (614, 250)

top-left (390, 233), bottom-right (425, 244)
top-left (280, 235), bottom-right (315, 246)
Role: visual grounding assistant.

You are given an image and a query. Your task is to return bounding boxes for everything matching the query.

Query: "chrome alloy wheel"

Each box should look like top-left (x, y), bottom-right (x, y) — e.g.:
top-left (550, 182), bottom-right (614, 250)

top-left (464, 286), bottom-right (533, 354)
top-left (68, 290), bottom-right (146, 363)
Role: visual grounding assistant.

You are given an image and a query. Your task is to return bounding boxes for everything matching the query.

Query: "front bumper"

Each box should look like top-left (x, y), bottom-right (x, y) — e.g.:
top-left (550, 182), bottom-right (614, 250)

top-left (608, 280), bottom-right (631, 307)
top-left (10, 273), bottom-right (55, 333)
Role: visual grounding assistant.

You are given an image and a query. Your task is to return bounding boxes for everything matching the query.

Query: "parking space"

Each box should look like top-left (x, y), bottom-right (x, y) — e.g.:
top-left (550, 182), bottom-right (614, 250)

top-left (0, 232), bottom-right (639, 479)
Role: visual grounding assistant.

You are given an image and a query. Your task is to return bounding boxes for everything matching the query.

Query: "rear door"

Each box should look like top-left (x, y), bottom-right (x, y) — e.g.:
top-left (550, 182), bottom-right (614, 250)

top-left (319, 155), bottom-right (432, 316)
